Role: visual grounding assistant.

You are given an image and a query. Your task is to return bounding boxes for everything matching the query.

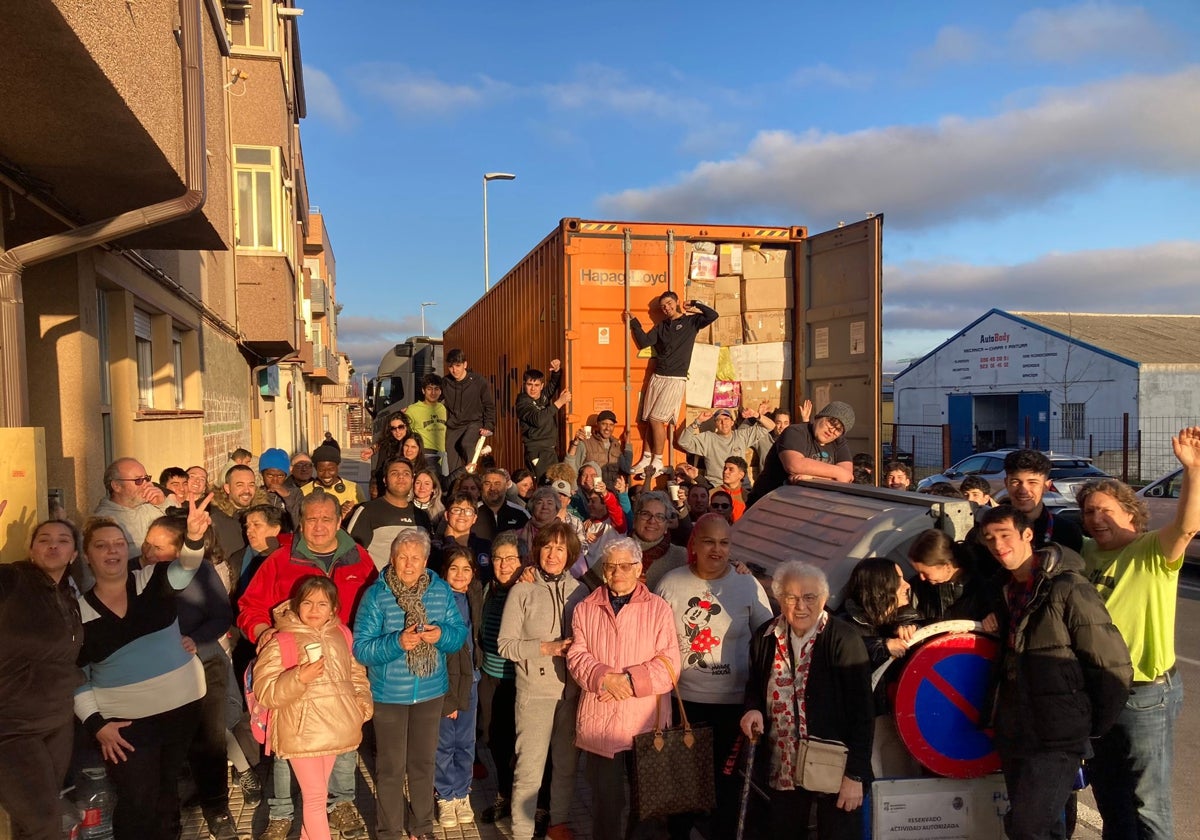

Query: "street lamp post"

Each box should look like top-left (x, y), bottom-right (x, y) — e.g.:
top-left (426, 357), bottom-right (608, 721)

top-left (420, 301), bottom-right (437, 336)
top-left (483, 172), bottom-right (516, 292)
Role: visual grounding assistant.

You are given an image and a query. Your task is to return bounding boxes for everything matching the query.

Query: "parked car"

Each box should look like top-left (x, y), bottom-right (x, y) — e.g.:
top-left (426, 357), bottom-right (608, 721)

top-left (1137, 468), bottom-right (1199, 564)
top-left (919, 450), bottom-right (1109, 506)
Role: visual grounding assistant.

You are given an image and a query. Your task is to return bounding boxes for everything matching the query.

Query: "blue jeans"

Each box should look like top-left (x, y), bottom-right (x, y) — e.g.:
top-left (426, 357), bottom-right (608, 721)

top-left (435, 676), bottom-right (479, 800)
top-left (1001, 750), bottom-right (1079, 839)
top-left (1088, 672), bottom-right (1183, 840)
top-left (269, 749), bottom-right (358, 820)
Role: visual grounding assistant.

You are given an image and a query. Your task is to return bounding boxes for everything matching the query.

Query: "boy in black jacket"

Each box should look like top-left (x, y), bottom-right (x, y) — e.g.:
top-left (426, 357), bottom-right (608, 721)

top-left (442, 348), bottom-right (496, 475)
top-left (514, 360), bottom-right (570, 480)
top-left (980, 505), bottom-right (1132, 840)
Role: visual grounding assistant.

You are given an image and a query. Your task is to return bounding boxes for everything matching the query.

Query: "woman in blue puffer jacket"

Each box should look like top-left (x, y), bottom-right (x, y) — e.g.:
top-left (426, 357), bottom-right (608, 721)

top-left (353, 528), bottom-right (466, 840)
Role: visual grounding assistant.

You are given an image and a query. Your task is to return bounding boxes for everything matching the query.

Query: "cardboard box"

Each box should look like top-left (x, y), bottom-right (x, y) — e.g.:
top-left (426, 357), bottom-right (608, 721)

top-left (685, 278), bottom-right (716, 309)
top-left (718, 243), bottom-right (743, 275)
top-left (729, 341), bottom-right (791, 381)
top-left (712, 380), bottom-right (741, 409)
top-left (690, 252), bottom-right (718, 281)
top-left (741, 275), bottom-right (793, 310)
top-left (714, 274), bottom-right (741, 316)
top-left (711, 315), bottom-right (744, 347)
top-left (742, 309), bottom-right (791, 343)
top-left (740, 379), bottom-right (791, 412)
top-left (741, 247), bottom-right (792, 280)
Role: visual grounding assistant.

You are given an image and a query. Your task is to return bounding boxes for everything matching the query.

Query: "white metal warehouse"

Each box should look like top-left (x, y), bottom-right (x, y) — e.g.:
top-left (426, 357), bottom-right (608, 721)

top-left (892, 309), bottom-right (1200, 480)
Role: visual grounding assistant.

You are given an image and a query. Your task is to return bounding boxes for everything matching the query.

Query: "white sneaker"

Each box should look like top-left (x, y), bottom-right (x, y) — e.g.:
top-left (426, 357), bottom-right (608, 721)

top-left (438, 799), bottom-right (458, 829)
top-left (455, 796), bottom-right (475, 825)
top-left (631, 453), bottom-right (653, 475)
top-left (649, 456), bottom-right (664, 471)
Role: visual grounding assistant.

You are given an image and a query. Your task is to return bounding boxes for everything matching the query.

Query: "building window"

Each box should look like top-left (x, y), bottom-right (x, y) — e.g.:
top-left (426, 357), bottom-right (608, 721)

top-left (134, 308), bottom-right (154, 409)
top-left (1062, 402), bottom-right (1085, 441)
top-left (234, 146), bottom-right (281, 250)
top-left (226, 1), bottom-right (276, 51)
top-left (172, 329), bottom-right (185, 409)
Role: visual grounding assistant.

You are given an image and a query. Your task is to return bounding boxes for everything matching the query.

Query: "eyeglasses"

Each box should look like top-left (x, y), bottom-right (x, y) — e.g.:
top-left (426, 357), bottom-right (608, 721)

top-left (637, 511), bottom-right (667, 522)
top-left (604, 562), bottom-right (639, 574)
top-left (292, 462), bottom-right (314, 470)
top-left (389, 424), bottom-right (407, 432)
top-left (709, 502), bottom-right (732, 510)
top-left (493, 553), bottom-right (522, 564)
top-left (781, 594), bottom-right (821, 607)
top-left (821, 417), bottom-right (845, 434)
top-left (449, 507), bottom-right (476, 516)
top-left (118, 475), bottom-right (153, 486)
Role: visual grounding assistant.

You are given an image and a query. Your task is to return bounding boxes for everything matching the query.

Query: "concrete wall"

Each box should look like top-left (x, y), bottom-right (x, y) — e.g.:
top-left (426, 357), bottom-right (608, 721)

top-left (1139, 366), bottom-right (1200, 477)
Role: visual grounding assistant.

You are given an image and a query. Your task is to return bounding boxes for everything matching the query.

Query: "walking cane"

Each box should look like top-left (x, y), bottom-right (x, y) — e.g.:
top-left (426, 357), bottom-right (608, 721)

top-left (735, 729), bottom-right (760, 840)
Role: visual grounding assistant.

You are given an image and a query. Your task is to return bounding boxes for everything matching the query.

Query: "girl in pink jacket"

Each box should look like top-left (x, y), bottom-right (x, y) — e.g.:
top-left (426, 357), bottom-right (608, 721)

top-left (566, 537), bottom-right (680, 839)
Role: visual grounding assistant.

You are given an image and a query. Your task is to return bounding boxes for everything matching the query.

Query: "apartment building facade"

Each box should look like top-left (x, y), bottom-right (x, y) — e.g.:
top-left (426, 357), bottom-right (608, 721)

top-left (0, 0), bottom-right (349, 541)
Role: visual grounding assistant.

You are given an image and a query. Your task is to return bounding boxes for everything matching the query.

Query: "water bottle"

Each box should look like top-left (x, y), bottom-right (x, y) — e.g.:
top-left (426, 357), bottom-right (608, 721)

top-left (76, 767), bottom-right (115, 840)
top-left (60, 789), bottom-right (81, 840)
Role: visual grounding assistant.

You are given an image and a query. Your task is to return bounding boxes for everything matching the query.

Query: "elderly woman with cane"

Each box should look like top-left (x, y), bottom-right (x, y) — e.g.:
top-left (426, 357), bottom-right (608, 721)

top-left (740, 560), bottom-right (874, 840)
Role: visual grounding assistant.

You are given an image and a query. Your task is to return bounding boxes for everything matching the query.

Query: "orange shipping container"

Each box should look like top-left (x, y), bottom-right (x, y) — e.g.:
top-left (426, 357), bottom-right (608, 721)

top-left (444, 217), bottom-right (883, 471)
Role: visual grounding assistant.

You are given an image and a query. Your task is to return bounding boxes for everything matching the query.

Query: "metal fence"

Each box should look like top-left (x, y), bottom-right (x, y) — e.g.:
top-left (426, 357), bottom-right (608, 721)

top-left (885, 415), bottom-right (1194, 485)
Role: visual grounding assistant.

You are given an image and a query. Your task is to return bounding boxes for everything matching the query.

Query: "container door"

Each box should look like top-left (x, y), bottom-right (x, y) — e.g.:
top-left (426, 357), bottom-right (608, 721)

top-left (794, 216), bottom-right (883, 468)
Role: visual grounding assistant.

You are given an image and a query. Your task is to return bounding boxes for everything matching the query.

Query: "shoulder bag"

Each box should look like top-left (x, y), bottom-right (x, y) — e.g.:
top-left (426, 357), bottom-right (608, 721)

top-left (630, 654), bottom-right (716, 820)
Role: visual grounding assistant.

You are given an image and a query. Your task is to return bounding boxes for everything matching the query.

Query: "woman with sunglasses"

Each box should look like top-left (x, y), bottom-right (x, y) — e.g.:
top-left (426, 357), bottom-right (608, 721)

top-left (361, 412), bottom-right (417, 496)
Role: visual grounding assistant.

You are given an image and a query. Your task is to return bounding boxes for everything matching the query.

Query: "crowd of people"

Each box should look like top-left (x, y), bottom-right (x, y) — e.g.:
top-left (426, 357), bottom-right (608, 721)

top-left (1, 324), bottom-right (1196, 840)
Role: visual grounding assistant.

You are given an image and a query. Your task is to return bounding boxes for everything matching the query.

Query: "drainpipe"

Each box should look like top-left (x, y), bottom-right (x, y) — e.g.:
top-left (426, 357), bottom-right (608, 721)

top-left (0, 0), bottom-right (207, 426)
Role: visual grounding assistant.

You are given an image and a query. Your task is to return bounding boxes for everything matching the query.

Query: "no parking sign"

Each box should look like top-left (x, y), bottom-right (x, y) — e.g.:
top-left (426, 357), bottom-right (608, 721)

top-left (893, 631), bottom-right (1001, 779)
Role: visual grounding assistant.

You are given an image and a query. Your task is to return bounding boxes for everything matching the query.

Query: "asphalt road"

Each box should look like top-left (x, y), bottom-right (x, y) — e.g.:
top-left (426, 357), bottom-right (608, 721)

top-left (1072, 564), bottom-right (1200, 838)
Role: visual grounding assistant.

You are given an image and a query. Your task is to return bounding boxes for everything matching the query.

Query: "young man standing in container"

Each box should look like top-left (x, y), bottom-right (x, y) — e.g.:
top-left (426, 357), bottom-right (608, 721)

top-left (442, 348), bottom-right (496, 476)
top-left (515, 360), bottom-right (570, 481)
top-left (626, 292), bottom-right (718, 476)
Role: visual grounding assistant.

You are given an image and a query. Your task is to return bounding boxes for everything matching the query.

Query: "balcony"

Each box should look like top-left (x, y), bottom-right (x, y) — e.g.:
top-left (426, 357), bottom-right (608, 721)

top-left (309, 276), bottom-right (329, 315)
top-left (236, 254), bottom-right (299, 355)
top-left (299, 339), bottom-right (337, 386)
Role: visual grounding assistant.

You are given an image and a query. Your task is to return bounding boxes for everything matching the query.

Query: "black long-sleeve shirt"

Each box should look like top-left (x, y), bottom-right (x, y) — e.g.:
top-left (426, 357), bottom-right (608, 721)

top-left (515, 368), bottom-right (563, 450)
top-left (442, 369), bottom-right (496, 431)
top-left (629, 304), bottom-right (718, 377)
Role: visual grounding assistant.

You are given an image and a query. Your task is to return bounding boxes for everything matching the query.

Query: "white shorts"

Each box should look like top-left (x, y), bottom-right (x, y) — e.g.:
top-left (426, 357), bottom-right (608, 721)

top-left (641, 375), bottom-right (686, 423)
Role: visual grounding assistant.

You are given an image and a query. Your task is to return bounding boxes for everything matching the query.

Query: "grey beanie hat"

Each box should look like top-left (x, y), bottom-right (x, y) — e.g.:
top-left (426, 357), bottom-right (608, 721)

top-left (815, 401), bottom-right (855, 435)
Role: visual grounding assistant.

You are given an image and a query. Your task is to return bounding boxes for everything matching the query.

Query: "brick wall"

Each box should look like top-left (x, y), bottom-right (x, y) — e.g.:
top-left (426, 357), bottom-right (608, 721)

top-left (200, 327), bottom-right (251, 478)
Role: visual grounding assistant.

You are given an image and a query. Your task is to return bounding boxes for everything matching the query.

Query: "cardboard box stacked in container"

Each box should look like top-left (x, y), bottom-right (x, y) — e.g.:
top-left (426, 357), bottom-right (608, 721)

top-left (683, 242), bottom-right (793, 432)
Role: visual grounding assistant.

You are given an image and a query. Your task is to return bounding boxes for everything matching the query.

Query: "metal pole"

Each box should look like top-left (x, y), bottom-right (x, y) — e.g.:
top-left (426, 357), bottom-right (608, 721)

top-left (483, 176), bottom-right (491, 292)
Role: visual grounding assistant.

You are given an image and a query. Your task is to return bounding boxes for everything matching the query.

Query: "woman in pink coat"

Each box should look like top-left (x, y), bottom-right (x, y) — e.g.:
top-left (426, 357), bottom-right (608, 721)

top-left (566, 537), bottom-right (680, 839)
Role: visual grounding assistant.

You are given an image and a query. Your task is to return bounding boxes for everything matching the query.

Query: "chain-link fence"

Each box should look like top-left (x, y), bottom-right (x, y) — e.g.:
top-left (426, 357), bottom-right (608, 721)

top-left (885, 415), bottom-right (1194, 486)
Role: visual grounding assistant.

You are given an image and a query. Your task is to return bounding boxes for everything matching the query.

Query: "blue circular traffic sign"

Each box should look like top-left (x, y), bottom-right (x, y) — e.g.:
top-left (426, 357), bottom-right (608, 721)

top-left (893, 631), bottom-right (1001, 779)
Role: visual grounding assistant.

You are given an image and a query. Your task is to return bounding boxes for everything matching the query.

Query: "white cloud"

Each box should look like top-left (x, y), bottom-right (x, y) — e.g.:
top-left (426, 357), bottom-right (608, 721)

top-left (304, 66), bottom-right (355, 129)
top-left (789, 63), bottom-right (873, 90)
top-left (916, 25), bottom-right (990, 67)
top-left (540, 64), bottom-right (713, 124)
top-left (356, 64), bottom-right (514, 116)
top-left (1012, 2), bottom-right (1177, 63)
top-left (597, 68), bottom-right (1200, 230)
top-left (881, 240), bottom-right (1200, 364)
top-left (336, 314), bottom-right (427, 373)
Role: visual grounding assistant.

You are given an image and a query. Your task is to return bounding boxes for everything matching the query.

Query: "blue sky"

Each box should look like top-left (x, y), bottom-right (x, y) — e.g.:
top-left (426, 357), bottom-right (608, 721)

top-left (296, 1), bottom-right (1200, 374)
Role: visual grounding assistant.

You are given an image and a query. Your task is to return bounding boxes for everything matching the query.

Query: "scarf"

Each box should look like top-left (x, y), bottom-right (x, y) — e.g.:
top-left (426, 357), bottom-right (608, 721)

top-left (382, 566), bottom-right (437, 678)
top-left (637, 534), bottom-right (672, 564)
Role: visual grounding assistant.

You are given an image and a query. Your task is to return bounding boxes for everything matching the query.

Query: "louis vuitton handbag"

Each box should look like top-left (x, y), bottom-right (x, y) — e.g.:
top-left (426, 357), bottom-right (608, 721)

top-left (630, 655), bottom-right (716, 820)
